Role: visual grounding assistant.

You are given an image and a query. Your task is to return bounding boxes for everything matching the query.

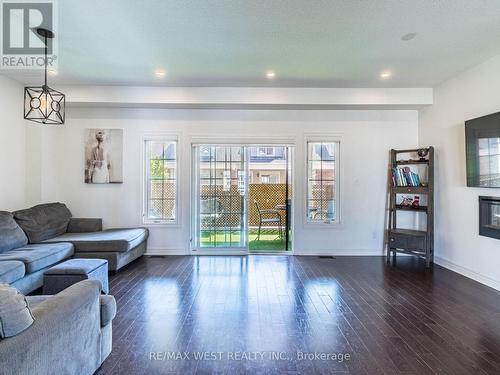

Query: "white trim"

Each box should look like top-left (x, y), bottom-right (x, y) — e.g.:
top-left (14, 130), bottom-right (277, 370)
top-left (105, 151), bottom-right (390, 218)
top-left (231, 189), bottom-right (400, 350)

top-left (142, 223), bottom-right (182, 228)
top-left (147, 251), bottom-right (387, 257)
top-left (146, 248), bottom-right (188, 256)
top-left (143, 219), bottom-right (179, 226)
top-left (189, 144), bottom-right (197, 251)
top-left (62, 86), bottom-right (433, 109)
top-left (303, 133), bottom-right (344, 227)
top-left (294, 249), bottom-right (385, 256)
top-left (141, 133), bottom-right (181, 226)
top-left (192, 249), bottom-right (249, 256)
top-left (146, 249), bottom-right (392, 256)
top-left (434, 256), bottom-right (500, 291)
top-left (189, 135), bottom-right (296, 146)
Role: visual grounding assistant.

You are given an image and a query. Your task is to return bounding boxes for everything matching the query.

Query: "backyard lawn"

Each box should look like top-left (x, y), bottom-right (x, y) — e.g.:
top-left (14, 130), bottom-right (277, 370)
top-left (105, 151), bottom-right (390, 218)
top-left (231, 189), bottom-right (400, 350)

top-left (200, 229), bottom-right (290, 251)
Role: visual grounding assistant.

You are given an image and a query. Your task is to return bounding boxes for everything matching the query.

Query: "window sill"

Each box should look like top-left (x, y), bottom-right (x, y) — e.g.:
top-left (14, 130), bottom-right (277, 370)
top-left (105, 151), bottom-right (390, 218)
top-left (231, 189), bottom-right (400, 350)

top-left (303, 220), bottom-right (344, 229)
top-left (142, 221), bottom-right (179, 228)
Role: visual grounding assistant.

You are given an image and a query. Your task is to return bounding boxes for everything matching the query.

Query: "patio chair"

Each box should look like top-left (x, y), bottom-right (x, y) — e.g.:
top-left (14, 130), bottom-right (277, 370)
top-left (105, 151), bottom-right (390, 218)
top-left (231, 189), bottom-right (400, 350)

top-left (254, 200), bottom-right (283, 240)
top-left (311, 200), bottom-right (335, 222)
top-left (200, 198), bottom-right (224, 228)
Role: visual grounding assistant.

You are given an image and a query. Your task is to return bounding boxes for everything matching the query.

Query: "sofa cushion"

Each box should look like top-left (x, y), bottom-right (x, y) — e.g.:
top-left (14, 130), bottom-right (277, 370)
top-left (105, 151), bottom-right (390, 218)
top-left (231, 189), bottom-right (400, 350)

top-left (0, 243), bottom-right (74, 273)
top-left (0, 212), bottom-right (28, 253)
top-left (0, 261), bottom-right (25, 284)
top-left (67, 218), bottom-right (103, 233)
top-left (43, 228), bottom-right (149, 253)
top-left (0, 283), bottom-right (34, 338)
top-left (44, 258), bottom-right (108, 275)
top-left (14, 203), bottom-right (72, 243)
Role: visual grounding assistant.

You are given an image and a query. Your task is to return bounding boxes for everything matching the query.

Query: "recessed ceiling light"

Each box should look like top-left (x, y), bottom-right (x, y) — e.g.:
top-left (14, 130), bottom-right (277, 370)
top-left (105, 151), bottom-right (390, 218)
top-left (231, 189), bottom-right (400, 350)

top-left (48, 69), bottom-right (57, 76)
top-left (154, 69), bottom-right (166, 78)
top-left (401, 32), bottom-right (417, 41)
top-left (266, 70), bottom-right (276, 79)
top-left (380, 71), bottom-right (392, 79)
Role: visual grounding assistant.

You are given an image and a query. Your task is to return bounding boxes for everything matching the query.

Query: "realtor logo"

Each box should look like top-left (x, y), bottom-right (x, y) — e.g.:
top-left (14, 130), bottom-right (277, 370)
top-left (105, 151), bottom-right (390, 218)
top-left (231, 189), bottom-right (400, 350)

top-left (1, 0), bottom-right (58, 69)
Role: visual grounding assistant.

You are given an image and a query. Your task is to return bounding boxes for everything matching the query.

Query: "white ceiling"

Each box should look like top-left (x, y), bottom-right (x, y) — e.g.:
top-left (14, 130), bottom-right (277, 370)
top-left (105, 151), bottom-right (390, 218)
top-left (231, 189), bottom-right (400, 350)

top-left (3, 0), bottom-right (500, 88)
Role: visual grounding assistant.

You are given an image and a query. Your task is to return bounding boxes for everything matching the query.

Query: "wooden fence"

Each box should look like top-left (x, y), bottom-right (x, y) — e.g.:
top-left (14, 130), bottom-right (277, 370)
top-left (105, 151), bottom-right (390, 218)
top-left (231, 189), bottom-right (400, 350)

top-left (149, 182), bottom-right (332, 228)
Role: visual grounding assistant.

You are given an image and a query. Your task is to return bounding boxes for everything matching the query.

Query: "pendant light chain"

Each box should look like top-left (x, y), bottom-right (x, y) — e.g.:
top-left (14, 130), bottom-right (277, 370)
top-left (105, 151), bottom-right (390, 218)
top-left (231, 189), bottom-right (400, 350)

top-left (44, 33), bottom-right (47, 88)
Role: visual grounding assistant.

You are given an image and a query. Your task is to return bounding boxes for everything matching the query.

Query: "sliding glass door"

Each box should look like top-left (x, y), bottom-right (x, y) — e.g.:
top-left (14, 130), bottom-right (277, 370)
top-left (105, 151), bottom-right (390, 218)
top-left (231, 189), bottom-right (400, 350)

top-left (247, 146), bottom-right (292, 252)
top-left (194, 145), bottom-right (248, 250)
top-left (192, 144), bottom-right (293, 253)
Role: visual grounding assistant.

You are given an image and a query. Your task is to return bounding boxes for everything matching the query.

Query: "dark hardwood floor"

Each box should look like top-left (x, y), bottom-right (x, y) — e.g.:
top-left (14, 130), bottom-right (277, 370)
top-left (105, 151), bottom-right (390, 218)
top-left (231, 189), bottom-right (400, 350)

top-left (95, 255), bottom-right (500, 375)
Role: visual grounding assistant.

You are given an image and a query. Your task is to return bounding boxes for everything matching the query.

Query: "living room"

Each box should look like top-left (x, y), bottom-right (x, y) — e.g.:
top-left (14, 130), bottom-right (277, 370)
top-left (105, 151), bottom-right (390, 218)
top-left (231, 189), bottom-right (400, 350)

top-left (0, 1), bottom-right (500, 374)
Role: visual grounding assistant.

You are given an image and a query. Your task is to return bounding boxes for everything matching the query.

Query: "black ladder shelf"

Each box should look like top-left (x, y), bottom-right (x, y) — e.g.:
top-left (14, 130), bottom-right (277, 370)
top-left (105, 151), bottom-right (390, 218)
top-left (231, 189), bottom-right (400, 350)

top-left (387, 147), bottom-right (434, 267)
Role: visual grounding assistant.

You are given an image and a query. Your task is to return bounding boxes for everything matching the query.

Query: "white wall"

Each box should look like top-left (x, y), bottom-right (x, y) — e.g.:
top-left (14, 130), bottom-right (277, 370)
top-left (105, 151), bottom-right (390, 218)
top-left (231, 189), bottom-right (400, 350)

top-left (419, 53), bottom-right (500, 290)
top-left (31, 107), bottom-right (418, 255)
top-left (0, 75), bottom-right (27, 211)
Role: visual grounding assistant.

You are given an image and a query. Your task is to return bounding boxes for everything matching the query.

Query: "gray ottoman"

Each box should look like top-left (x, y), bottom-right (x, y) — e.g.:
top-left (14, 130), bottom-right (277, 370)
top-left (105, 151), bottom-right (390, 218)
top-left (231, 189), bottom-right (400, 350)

top-left (43, 259), bottom-right (109, 294)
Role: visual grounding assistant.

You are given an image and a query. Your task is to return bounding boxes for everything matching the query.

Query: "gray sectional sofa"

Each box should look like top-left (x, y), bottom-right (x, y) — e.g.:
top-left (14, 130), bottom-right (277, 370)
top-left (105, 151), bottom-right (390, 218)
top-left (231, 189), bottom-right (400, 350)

top-left (0, 280), bottom-right (116, 375)
top-left (0, 211), bottom-right (74, 294)
top-left (0, 202), bottom-right (149, 294)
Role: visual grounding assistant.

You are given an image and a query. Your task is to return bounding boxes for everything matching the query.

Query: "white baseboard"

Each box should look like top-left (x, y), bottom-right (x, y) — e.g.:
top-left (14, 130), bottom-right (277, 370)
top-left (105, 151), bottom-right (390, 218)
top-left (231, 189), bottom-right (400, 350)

top-left (293, 249), bottom-right (385, 256)
top-left (434, 256), bottom-right (500, 291)
top-left (146, 248), bottom-right (386, 256)
top-left (146, 248), bottom-right (188, 256)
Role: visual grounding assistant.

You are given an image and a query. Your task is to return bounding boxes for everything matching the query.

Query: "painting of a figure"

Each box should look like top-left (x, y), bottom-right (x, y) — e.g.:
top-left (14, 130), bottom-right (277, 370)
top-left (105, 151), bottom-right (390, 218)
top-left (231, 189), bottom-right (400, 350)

top-left (84, 129), bottom-right (123, 184)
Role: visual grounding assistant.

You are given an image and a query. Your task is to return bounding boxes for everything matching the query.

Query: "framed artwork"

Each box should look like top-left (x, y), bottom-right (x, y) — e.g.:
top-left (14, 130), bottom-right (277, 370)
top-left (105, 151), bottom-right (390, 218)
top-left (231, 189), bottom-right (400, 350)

top-left (84, 129), bottom-right (123, 184)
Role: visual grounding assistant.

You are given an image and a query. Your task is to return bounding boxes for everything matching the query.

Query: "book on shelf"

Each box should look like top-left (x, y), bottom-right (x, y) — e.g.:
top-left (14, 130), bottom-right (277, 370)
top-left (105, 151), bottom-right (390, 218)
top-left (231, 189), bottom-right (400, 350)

top-left (392, 166), bottom-right (421, 187)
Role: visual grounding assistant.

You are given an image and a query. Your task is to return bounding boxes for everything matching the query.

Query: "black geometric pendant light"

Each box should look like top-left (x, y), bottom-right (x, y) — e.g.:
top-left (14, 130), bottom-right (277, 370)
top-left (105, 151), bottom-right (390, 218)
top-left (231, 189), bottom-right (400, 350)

top-left (24, 28), bottom-right (65, 124)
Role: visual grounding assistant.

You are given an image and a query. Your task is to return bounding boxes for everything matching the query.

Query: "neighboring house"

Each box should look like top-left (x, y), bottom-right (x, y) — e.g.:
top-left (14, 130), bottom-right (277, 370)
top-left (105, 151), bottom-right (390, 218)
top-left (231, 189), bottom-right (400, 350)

top-left (248, 147), bottom-right (287, 184)
top-left (197, 145), bottom-right (336, 184)
top-left (198, 146), bottom-right (290, 184)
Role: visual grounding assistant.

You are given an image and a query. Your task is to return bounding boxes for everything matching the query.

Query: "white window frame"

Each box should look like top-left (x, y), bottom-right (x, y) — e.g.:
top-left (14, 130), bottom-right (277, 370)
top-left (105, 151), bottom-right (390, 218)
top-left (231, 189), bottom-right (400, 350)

top-left (304, 136), bottom-right (342, 226)
top-left (142, 136), bottom-right (179, 225)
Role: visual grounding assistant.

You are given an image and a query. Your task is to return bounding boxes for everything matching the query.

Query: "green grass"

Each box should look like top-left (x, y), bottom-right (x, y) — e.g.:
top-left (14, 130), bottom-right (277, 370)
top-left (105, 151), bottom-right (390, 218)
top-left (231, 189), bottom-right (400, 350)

top-left (249, 231), bottom-right (286, 252)
top-left (200, 229), bottom-right (290, 252)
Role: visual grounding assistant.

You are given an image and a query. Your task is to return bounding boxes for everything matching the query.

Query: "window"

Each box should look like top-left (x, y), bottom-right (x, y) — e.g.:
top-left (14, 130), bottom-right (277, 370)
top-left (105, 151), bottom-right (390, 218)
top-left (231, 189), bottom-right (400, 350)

top-left (257, 147), bottom-right (275, 157)
top-left (306, 141), bottom-right (339, 223)
top-left (259, 173), bottom-right (279, 184)
top-left (260, 175), bottom-right (270, 184)
top-left (144, 139), bottom-right (177, 224)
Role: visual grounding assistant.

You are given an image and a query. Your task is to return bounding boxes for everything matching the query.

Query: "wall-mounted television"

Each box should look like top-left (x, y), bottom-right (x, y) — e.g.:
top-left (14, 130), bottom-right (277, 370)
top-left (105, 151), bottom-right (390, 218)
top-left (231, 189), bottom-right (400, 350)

top-left (466, 111), bottom-right (500, 187)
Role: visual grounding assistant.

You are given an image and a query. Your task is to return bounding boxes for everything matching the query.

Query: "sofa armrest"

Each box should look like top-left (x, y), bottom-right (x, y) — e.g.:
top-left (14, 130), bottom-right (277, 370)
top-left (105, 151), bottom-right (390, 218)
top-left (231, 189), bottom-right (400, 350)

top-left (99, 295), bottom-right (117, 327)
top-left (0, 280), bottom-right (102, 375)
top-left (27, 291), bottom-right (117, 327)
top-left (67, 218), bottom-right (103, 233)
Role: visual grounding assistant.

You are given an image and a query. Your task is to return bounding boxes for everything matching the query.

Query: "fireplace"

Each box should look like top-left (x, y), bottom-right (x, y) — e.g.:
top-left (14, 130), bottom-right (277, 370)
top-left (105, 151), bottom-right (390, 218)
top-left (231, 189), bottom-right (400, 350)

top-left (479, 196), bottom-right (500, 240)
